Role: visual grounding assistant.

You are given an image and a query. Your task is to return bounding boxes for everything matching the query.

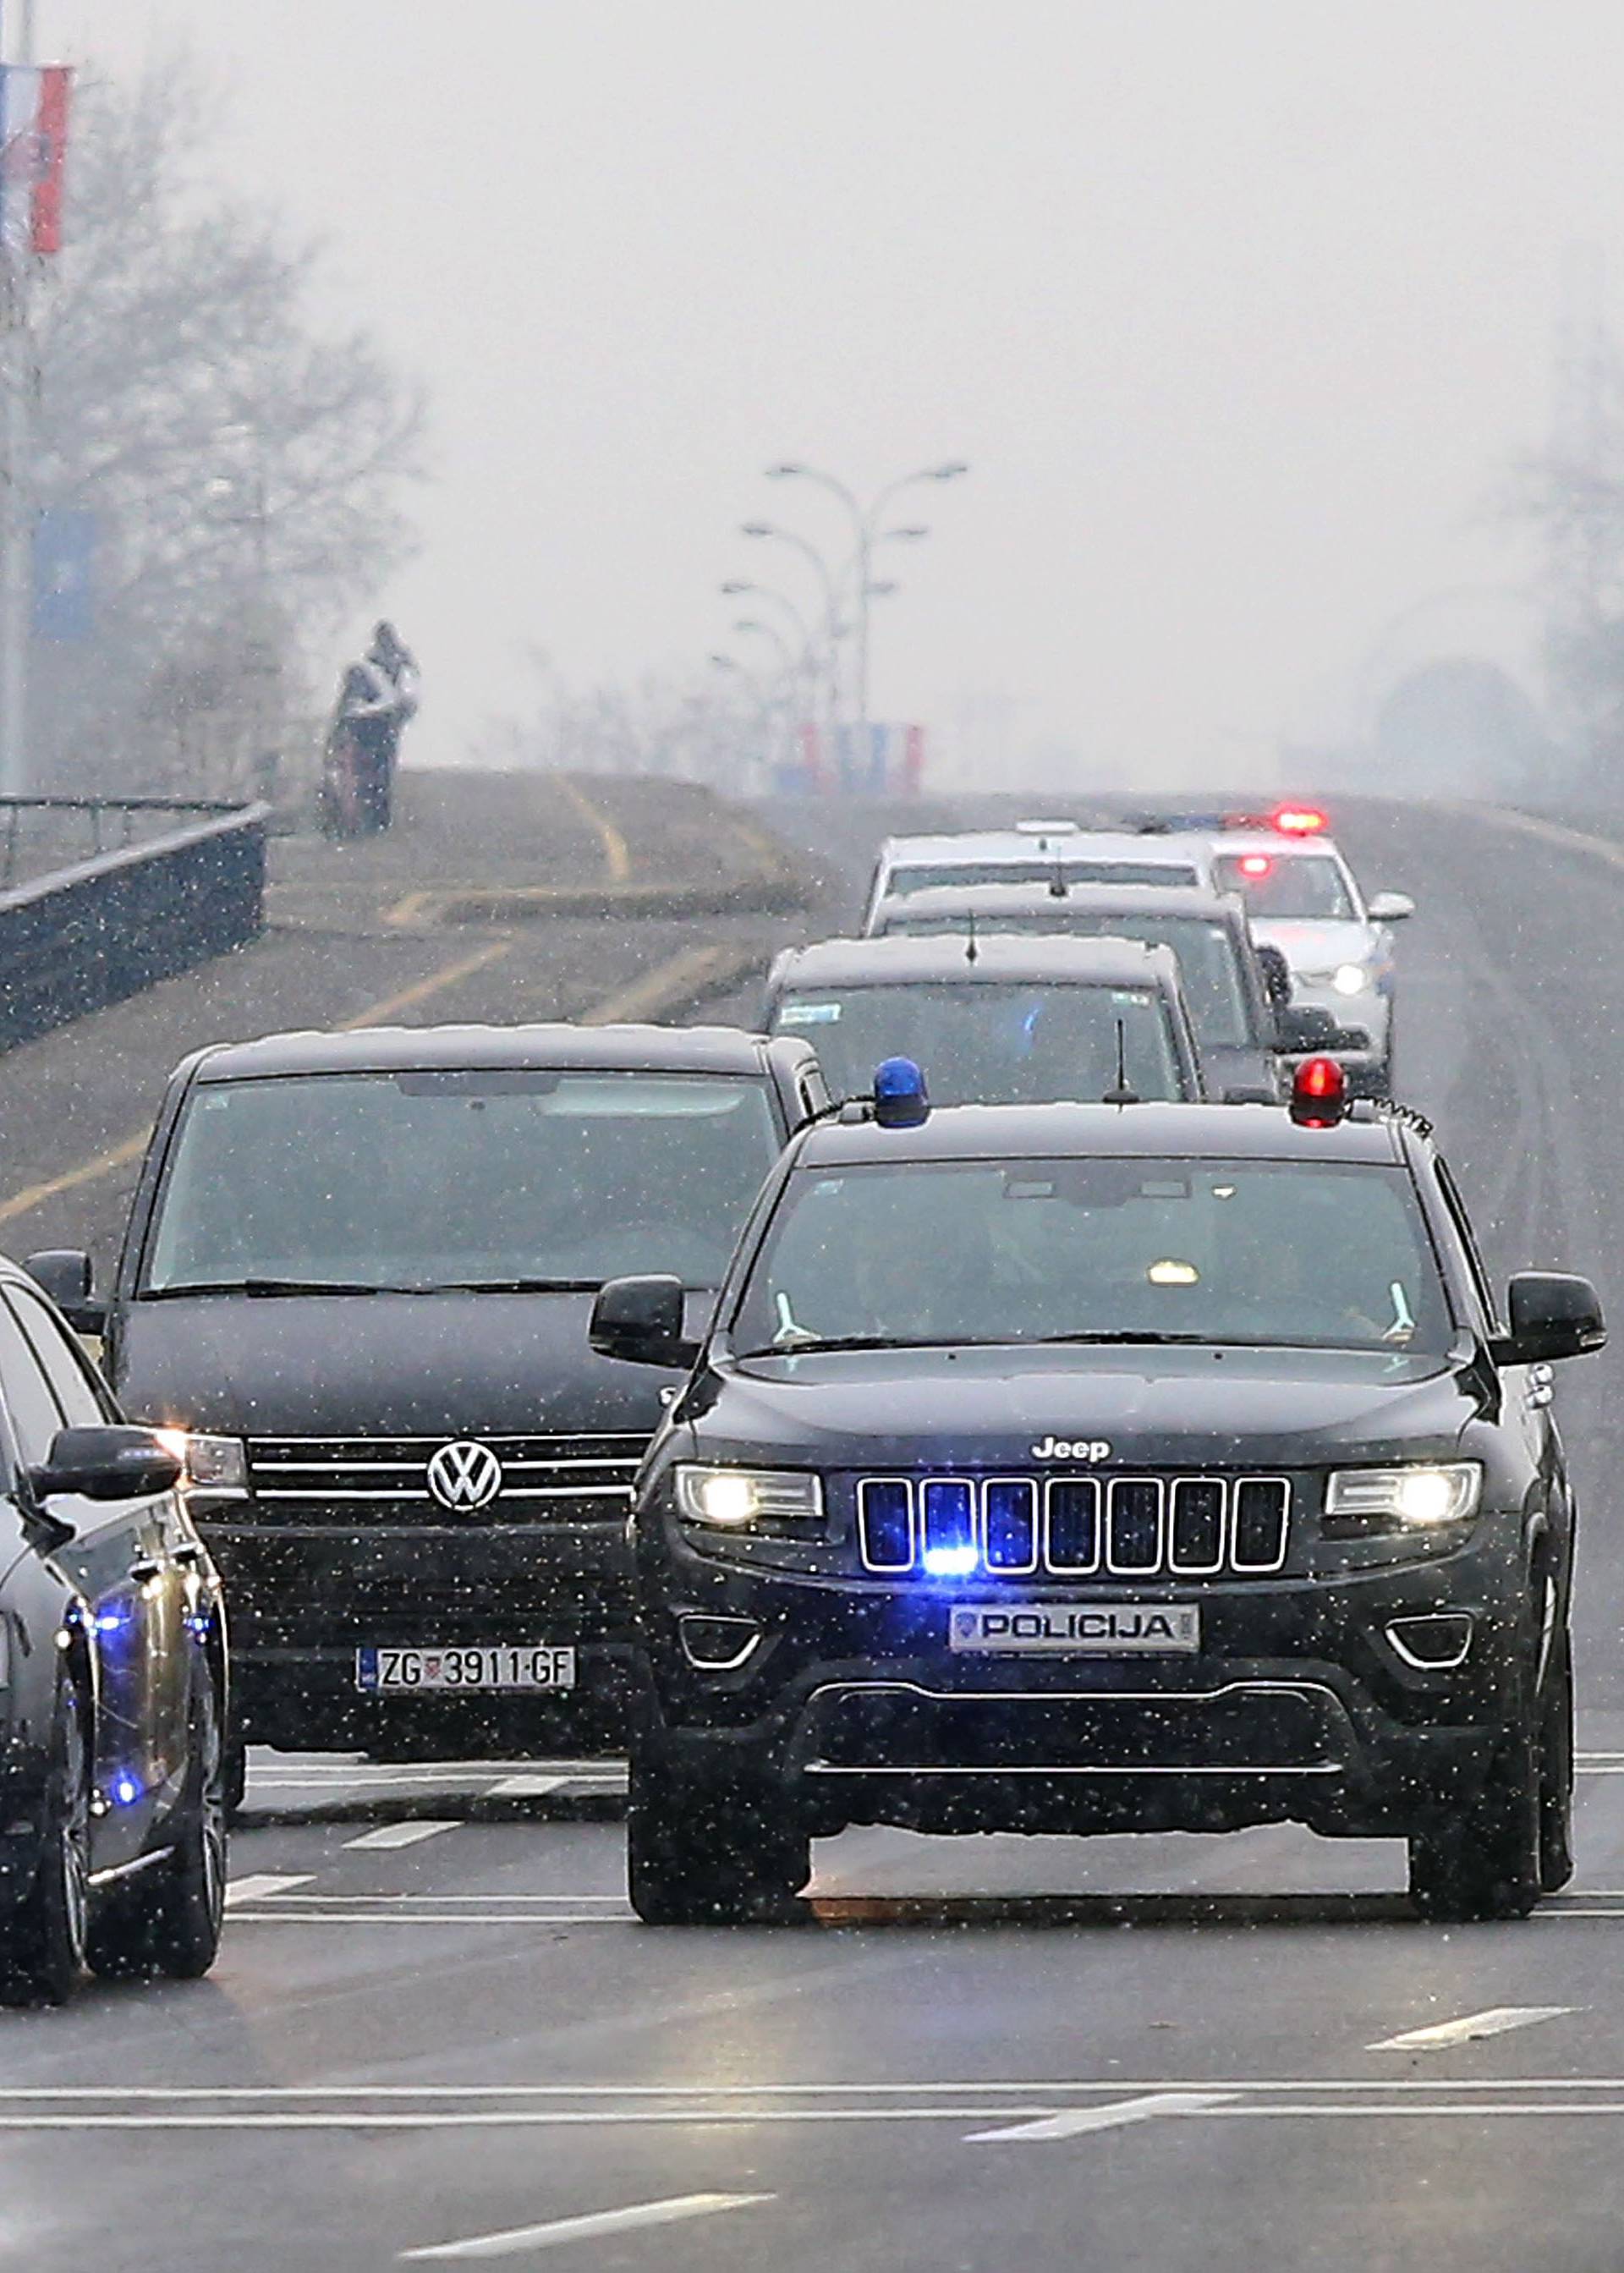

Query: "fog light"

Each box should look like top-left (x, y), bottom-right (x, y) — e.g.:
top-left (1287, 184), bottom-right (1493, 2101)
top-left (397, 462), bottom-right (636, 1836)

top-left (678, 1615), bottom-right (762, 1671)
top-left (1385, 1613), bottom-right (1473, 1670)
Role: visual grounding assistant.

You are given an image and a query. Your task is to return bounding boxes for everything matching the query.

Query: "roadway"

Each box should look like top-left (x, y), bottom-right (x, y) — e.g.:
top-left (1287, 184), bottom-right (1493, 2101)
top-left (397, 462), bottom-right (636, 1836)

top-left (6, 789), bottom-right (1624, 2270)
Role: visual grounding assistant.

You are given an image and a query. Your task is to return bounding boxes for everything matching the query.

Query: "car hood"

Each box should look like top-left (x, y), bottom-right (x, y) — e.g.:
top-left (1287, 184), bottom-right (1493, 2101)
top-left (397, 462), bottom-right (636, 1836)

top-left (1248, 918), bottom-right (1377, 972)
top-left (112, 1291), bottom-right (709, 1439)
top-left (690, 1342), bottom-right (1476, 1469)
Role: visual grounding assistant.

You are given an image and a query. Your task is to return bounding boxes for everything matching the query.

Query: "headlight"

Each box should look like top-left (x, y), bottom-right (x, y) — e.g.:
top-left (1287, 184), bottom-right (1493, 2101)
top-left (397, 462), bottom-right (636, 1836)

top-left (674, 1464), bottom-right (822, 1528)
top-left (1332, 963), bottom-right (1369, 996)
top-left (1325, 1463), bottom-right (1482, 1526)
top-left (153, 1430), bottom-right (249, 1496)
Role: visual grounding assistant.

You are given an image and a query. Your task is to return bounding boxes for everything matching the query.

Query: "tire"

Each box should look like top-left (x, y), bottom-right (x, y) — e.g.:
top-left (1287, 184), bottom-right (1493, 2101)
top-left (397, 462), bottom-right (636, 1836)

top-left (1, 1687), bottom-right (90, 2007)
top-left (222, 1730), bottom-right (249, 1826)
top-left (1539, 1626), bottom-right (1576, 1894)
top-left (87, 1677), bottom-right (227, 1983)
top-left (627, 1743), bottom-right (809, 1926)
top-left (1408, 1649), bottom-right (1543, 1923)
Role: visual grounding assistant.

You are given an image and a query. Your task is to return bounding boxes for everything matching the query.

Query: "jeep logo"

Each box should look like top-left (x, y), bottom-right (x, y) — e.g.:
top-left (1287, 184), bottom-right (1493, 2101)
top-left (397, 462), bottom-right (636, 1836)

top-left (1030, 1436), bottom-right (1111, 1462)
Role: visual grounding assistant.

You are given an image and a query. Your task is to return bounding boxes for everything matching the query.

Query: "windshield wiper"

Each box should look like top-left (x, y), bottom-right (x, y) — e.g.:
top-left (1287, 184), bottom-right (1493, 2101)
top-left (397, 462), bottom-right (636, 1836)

top-left (140, 1277), bottom-right (415, 1299)
top-left (1040, 1330), bottom-right (1210, 1345)
top-left (434, 1278), bottom-right (604, 1295)
top-left (743, 1334), bottom-right (965, 1357)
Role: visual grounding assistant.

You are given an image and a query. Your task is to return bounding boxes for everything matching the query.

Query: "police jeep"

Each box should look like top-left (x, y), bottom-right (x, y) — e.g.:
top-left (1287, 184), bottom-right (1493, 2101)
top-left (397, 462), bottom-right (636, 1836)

top-left (591, 1056), bottom-right (1605, 1925)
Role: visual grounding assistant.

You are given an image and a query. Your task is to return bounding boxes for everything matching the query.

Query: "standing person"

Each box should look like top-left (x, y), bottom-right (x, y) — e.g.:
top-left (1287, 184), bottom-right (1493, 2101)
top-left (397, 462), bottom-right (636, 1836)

top-left (323, 623), bottom-right (419, 835)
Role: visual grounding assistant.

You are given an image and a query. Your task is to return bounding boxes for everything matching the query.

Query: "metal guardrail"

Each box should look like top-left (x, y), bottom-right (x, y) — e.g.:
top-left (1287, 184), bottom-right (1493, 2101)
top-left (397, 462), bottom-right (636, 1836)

top-left (0, 796), bottom-right (272, 1052)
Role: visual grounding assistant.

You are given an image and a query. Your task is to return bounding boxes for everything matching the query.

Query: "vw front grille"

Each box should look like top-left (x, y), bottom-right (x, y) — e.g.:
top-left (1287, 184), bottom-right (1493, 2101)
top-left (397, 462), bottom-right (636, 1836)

top-left (856, 1474), bottom-right (1289, 1578)
top-left (245, 1435), bottom-right (646, 1524)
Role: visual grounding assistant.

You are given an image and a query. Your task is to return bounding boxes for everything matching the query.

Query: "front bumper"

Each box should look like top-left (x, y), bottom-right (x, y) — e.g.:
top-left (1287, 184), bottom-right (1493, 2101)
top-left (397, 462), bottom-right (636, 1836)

top-left (639, 1530), bottom-right (1525, 1839)
top-left (205, 1516), bottom-right (636, 1754)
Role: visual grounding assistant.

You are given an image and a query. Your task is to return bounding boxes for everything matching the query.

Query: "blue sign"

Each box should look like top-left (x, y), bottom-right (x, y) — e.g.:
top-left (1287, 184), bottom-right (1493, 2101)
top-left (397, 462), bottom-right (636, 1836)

top-left (33, 507), bottom-right (96, 640)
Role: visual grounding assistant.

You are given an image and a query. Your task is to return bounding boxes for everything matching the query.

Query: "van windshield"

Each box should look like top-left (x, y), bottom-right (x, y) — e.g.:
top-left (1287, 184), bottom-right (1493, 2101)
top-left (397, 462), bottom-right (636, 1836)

top-left (140, 1069), bottom-right (780, 1294)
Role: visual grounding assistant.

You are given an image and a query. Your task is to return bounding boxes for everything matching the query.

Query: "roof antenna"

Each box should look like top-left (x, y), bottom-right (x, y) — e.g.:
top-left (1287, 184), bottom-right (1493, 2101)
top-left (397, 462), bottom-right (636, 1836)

top-left (1047, 856), bottom-right (1068, 900)
top-left (1103, 1017), bottom-right (1139, 1106)
top-left (964, 909), bottom-right (979, 964)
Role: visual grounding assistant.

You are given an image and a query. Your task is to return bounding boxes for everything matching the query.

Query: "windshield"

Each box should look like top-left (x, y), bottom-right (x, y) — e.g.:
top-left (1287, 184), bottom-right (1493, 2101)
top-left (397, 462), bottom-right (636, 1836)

top-left (770, 982), bottom-right (1186, 1103)
top-left (881, 911), bottom-right (1253, 1047)
top-left (1215, 852), bottom-right (1357, 920)
top-left (886, 855), bottom-right (1199, 894)
top-left (733, 1156), bottom-right (1451, 1356)
top-left (141, 1070), bottom-right (780, 1294)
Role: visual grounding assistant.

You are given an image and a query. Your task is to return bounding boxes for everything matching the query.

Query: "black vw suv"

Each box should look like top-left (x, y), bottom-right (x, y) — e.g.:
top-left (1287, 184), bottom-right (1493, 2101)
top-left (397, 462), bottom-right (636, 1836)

top-left (52, 1023), bottom-right (826, 1776)
top-left (594, 1073), bottom-right (1603, 1924)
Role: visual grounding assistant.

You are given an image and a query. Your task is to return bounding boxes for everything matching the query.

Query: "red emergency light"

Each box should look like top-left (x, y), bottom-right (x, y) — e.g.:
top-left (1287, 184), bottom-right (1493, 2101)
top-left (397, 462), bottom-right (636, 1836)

top-left (1271, 804), bottom-right (1328, 836)
top-left (1239, 853), bottom-right (1273, 877)
top-left (1290, 1054), bottom-right (1347, 1128)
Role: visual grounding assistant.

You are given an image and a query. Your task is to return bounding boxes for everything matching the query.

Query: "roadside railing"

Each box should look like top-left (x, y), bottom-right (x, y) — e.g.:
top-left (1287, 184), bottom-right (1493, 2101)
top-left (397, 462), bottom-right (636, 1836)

top-left (0, 796), bottom-right (271, 1053)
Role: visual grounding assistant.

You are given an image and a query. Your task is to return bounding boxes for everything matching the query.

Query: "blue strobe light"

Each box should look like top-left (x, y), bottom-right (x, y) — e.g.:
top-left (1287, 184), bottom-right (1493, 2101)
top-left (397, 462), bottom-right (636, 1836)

top-left (873, 1057), bottom-right (930, 1128)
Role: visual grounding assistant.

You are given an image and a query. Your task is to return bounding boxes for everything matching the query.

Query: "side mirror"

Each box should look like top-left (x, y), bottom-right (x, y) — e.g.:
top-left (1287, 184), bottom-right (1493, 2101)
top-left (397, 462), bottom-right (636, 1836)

top-left (589, 1275), bottom-right (700, 1371)
top-left (1254, 944), bottom-right (1292, 1010)
top-left (28, 1425), bottom-right (183, 1504)
top-left (1490, 1272), bottom-right (1606, 1366)
top-left (23, 1249), bottom-right (105, 1336)
top-left (1278, 1004), bottom-right (1341, 1051)
top-left (1367, 891), bottom-right (1415, 923)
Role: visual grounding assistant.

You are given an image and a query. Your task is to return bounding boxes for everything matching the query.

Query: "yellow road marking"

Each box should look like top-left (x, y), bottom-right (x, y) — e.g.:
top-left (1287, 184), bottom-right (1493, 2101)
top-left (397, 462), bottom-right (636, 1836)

top-left (579, 942), bottom-right (760, 1025)
top-left (0, 933), bottom-right (755, 1230)
top-left (557, 775), bottom-right (631, 883)
top-left (0, 939), bottom-right (516, 1230)
top-left (0, 1129), bottom-right (152, 1228)
top-left (337, 941), bottom-right (513, 1029)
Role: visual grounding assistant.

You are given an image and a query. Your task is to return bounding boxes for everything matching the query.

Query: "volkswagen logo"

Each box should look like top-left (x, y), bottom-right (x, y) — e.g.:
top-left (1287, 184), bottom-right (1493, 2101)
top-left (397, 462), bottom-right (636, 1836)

top-left (425, 1440), bottom-right (504, 1513)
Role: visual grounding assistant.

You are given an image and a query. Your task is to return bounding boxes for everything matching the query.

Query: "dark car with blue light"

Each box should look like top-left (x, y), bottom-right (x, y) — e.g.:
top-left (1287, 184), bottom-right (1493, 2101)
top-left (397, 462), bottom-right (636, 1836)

top-left (0, 1254), bottom-right (225, 2004)
top-left (591, 1056), bottom-right (1603, 1926)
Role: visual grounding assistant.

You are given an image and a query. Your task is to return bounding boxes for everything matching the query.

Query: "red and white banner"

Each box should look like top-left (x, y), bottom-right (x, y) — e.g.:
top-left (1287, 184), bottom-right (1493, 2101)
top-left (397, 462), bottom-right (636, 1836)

top-left (0, 65), bottom-right (71, 256)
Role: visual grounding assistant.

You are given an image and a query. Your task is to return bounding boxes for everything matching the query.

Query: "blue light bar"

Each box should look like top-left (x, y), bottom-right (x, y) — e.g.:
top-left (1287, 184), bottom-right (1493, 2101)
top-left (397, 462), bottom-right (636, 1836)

top-left (873, 1055), bottom-right (929, 1128)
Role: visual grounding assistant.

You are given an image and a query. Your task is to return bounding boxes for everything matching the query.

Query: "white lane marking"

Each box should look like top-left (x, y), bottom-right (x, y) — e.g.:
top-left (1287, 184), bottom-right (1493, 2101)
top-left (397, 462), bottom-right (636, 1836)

top-left (400, 2192), bottom-right (772, 2261)
top-left (0, 2108), bottom-right (1057, 2133)
top-left (1369, 2006), bottom-right (1577, 2052)
top-left (344, 1820), bottom-right (458, 1851)
top-left (228, 1913), bottom-right (621, 1926)
top-left (967, 2090), bottom-right (1235, 2142)
top-left (24, 2101), bottom-right (1624, 2134)
top-left (11, 2078), bottom-right (1624, 2102)
top-left (227, 1891), bottom-right (624, 1906)
top-left (1463, 803), bottom-right (1624, 873)
top-left (487, 1776), bottom-right (568, 1799)
top-left (224, 1874), bottom-right (315, 1905)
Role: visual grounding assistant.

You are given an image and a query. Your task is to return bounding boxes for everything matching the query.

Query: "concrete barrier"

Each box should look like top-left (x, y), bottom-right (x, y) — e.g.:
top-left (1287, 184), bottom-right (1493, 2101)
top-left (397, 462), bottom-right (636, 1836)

top-left (0, 799), bottom-right (270, 1051)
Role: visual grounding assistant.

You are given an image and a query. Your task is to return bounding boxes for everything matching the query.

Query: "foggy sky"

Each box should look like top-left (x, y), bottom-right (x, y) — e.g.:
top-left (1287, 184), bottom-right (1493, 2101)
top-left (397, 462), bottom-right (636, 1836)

top-left (34, 2), bottom-right (1624, 785)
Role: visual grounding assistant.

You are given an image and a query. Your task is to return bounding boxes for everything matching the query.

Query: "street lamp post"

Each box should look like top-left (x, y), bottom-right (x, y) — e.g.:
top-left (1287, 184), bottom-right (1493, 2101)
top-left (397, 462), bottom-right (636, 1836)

top-left (765, 461), bottom-right (968, 757)
top-left (708, 651), bottom-right (780, 796)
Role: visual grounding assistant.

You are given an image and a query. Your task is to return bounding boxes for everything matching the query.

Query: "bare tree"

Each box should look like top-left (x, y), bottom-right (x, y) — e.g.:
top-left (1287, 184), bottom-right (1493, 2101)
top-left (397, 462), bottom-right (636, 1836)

top-left (479, 653), bottom-right (781, 795)
top-left (15, 51), bottom-right (425, 795)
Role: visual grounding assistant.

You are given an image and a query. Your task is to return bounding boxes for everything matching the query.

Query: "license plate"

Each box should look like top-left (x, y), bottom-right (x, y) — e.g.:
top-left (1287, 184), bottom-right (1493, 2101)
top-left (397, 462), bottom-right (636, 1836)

top-left (355, 1645), bottom-right (577, 1692)
top-left (948, 1602), bottom-right (1200, 1655)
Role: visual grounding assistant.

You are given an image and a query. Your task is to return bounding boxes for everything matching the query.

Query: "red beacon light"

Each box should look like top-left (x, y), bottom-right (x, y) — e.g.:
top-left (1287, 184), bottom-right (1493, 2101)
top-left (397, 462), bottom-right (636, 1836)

top-left (1238, 853), bottom-right (1273, 877)
top-left (1290, 1054), bottom-right (1347, 1128)
top-left (1271, 803), bottom-right (1328, 836)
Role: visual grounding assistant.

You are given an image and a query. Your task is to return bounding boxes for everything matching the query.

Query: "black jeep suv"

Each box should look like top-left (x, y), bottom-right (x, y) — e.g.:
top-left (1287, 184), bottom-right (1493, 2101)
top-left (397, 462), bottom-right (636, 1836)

top-left (594, 1084), bottom-right (1603, 1924)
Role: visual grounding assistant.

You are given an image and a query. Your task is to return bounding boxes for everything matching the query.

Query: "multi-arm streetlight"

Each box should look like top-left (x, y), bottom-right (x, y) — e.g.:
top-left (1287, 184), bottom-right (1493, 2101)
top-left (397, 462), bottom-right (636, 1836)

top-left (765, 462), bottom-right (968, 740)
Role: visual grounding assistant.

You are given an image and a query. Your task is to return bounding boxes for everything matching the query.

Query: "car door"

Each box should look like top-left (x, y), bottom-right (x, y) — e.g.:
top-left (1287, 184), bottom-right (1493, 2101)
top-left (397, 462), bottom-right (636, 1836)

top-left (0, 1288), bottom-right (169, 1869)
